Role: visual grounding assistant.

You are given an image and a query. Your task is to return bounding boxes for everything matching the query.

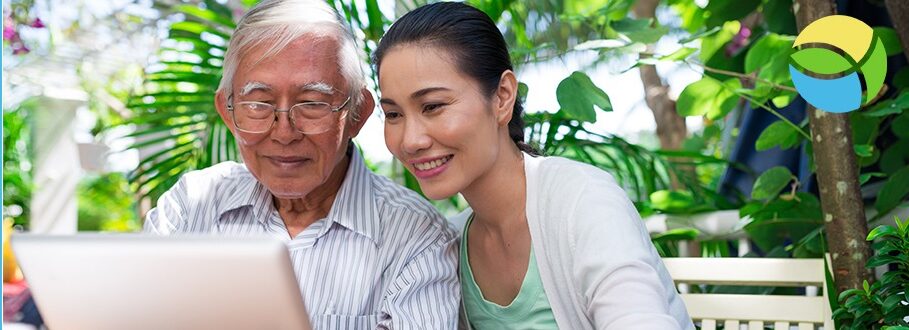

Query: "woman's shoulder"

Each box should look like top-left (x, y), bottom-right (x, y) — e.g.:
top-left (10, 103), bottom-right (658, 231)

top-left (528, 154), bottom-right (619, 191)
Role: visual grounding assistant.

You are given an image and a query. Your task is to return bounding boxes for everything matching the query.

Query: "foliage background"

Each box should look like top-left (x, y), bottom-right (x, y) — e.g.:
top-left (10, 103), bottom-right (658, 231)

top-left (3, 0), bottom-right (909, 327)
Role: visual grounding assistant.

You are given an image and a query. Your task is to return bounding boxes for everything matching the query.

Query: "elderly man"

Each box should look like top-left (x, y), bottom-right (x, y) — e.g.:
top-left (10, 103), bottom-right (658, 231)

top-left (143, 0), bottom-right (459, 328)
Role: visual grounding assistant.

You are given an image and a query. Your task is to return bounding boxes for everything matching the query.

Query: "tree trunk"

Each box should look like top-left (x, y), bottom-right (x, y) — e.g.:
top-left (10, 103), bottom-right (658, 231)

top-left (885, 0), bottom-right (909, 63)
top-left (634, 0), bottom-right (689, 190)
top-left (793, 0), bottom-right (873, 293)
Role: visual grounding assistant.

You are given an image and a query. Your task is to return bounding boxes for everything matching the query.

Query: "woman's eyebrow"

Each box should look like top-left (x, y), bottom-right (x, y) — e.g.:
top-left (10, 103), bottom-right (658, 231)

top-left (379, 86), bottom-right (452, 107)
top-left (410, 87), bottom-right (450, 99)
top-left (379, 97), bottom-right (397, 107)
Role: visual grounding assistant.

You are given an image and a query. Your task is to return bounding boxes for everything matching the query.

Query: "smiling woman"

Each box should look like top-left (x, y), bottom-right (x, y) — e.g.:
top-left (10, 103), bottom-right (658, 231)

top-left (374, 2), bottom-right (694, 329)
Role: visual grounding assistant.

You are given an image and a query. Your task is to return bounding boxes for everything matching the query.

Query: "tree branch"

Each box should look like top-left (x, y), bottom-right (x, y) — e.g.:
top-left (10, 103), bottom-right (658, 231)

top-left (885, 0), bottom-right (909, 63)
top-left (794, 0), bottom-right (872, 294)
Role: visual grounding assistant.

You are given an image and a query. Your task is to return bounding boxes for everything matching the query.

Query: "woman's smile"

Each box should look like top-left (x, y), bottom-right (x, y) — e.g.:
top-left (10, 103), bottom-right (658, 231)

top-left (410, 154), bottom-right (454, 179)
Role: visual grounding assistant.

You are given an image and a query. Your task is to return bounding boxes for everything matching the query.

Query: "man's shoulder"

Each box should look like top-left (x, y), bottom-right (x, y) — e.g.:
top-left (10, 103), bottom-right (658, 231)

top-left (168, 161), bottom-right (255, 204)
top-left (183, 161), bottom-right (251, 181)
top-left (368, 173), bottom-right (457, 240)
top-left (177, 161), bottom-right (252, 188)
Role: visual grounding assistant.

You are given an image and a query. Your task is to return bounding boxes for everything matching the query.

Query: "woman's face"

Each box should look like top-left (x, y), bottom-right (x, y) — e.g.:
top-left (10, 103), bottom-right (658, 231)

top-left (378, 45), bottom-right (506, 200)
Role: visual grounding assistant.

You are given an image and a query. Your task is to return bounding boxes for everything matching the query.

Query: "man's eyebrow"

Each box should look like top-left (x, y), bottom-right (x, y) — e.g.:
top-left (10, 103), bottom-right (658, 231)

top-left (298, 82), bottom-right (336, 95)
top-left (239, 81), bottom-right (271, 96)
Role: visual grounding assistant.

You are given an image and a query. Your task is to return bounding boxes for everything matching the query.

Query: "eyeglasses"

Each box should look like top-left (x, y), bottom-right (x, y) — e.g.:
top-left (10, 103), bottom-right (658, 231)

top-left (226, 94), bottom-right (351, 134)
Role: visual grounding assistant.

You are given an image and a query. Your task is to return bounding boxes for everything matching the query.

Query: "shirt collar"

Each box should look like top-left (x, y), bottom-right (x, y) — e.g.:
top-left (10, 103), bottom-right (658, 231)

top-left (323, 148), bottom-right (381, 244)
top-left (217, 145), bottom-right (381, 244)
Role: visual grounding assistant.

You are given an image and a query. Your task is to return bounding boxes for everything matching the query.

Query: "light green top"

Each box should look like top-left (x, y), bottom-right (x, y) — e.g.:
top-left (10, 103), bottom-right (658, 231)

top-left (459, 215), bottom-right (557, 329)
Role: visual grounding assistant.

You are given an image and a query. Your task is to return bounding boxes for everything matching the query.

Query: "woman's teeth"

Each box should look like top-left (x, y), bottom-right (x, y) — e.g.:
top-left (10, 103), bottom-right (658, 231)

top-left (414, 155), bottom-right (452, 171)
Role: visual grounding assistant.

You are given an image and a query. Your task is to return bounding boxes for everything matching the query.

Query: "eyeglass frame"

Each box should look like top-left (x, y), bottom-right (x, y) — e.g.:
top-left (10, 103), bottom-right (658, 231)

top-left (225, 93), bottom-right (352, 134)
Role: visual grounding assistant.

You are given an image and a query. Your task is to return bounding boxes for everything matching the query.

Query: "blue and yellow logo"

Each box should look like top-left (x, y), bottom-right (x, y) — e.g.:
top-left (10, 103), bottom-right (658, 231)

top-left (789, 15), bottom-right (887, 113)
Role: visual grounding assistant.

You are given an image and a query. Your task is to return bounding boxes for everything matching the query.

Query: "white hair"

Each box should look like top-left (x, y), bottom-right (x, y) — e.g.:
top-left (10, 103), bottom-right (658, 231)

top-left (218, 0), bottom-right (367, 118)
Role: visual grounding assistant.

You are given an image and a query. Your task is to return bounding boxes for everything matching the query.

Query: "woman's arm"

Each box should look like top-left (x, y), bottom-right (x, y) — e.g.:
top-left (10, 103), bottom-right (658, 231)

top-left (568, 175), bottom-right (684, 330)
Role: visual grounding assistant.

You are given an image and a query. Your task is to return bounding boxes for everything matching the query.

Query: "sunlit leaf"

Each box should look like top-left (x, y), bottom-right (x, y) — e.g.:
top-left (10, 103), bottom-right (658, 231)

top-left (676, 77), bottom-right (740, 119)
top-left (556, 71), bottom-right (612, 123)
top-left (752, 166), bottom-right (793, 199)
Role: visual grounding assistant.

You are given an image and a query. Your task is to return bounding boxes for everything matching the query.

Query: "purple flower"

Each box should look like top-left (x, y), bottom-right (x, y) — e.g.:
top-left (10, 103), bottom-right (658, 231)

top-left (725, 26), bottom-right (752, 57)
top-left (3, 26), bottom-right (15, 40)
top-left (3, 15), bottom-right (14, 40)
top-left (12, 43), bottom-right (29, 55)
top-left (30, 18), bottom-right (44, 28)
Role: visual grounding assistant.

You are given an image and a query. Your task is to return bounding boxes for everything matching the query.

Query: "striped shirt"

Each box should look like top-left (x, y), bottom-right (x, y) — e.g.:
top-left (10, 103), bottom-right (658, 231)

top-left (144, 149), bottom-right (459, 329)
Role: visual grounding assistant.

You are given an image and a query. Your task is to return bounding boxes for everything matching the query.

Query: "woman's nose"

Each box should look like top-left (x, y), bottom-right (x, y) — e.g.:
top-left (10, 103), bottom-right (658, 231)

top-left (401, 119), bottom-right (432, 155)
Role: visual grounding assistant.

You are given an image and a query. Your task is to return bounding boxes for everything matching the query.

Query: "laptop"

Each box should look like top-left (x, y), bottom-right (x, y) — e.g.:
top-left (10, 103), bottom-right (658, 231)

top-left (11, 234), bottom-right (312, 330)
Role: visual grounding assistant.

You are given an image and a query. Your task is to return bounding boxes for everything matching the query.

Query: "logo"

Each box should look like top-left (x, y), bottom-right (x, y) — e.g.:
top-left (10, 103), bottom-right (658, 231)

top-left (789, 15), bottom-right (887, 113)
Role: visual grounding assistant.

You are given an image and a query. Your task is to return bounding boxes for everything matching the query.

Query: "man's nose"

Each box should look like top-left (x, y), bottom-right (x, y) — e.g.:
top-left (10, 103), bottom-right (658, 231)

top-left (270, 109), bottom-right (303, 144)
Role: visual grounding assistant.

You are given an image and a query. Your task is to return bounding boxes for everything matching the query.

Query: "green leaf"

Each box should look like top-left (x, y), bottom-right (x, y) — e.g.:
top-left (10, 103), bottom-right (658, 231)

top-left (678, 26), bottom-right (722, 44)
top-left (771, 91), bottom-right (797, 108)
top-left (859, 172), bottom-right (885, 185)
top-left (790, 47), bottom-right (853, 75)
top-left (746, 33), bottom-right (795, 100)
top-left (123, 121), bottom-right (204, 138)
top-left (867, 254), bottom-right (901, 268)
top-left (854, 144), bottom-right (874, 158)
top-left (517, 82), bottom-right (528, 105)
top-left (752, 166), bottom-right (793, 199)
top-left (704, 0), bottom-right (761, 28)
top-left (746, 33), bottom-right (795, 73)
top-left (763, 0), bottom-right (797, 35)
top-left (363, 0), bottom-right (384, 41)
top-left (556, 71), bottom-right (612, 123)
top-left (169, 21), bottom-right (230, 40)
top-left (875, 165), bottom-right (909, 214)
top-left (649, 190), bottom-right (696, 213)
top-left (838, 288), bottom-right (864, 301)
top-left (574, 39), bottom-right (627, 51)
top-left (867, 225), bottom-right (900, 241)
top-left (880, 140), bottom-right (909, 174)
top-left (677, 77), bottom-right (740, 119)
top-left (175, 5), bottom-right (236, 29)
top-left (745, 217), bottom-right (823, 253)
top-left (699, 21), bottom-right (739, 63)
top-left (863, 99), bottom-right (906, 117)
top-left (894, 67), bottom-right (909, 90)
top-left (660, 47), bottom-right (698, 61)
top-left (611, 17), bottom-right (651, 32)
top-left (895, 113), bottom-right (909, 139)
top-left (611, 18), bottom-right (668, 44)
top-left (873, 27), bottom-right (904, 57)
top-left (651, 228), bottom-right (700, 242)
top-left (755, 120), bottom-right (799, 151)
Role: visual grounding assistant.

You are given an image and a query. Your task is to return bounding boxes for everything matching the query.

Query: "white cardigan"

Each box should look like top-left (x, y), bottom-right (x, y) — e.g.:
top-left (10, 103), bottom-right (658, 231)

top-left (455, 154), bottom-right (694, 329)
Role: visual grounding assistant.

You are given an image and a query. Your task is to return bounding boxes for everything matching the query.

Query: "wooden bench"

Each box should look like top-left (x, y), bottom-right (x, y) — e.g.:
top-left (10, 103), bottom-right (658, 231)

top-left (663, 258), bottom-right (834, 330)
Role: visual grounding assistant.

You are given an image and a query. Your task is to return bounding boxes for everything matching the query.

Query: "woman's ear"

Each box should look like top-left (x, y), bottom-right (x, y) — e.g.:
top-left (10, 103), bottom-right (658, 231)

top-left (493, 70), bottom-right (518, 126)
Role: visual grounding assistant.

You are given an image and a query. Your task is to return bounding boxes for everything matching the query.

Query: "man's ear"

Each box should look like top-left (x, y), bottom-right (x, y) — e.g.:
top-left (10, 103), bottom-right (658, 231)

top-left (214, 90), bottom-right (237, 135)
top-left (493, 70), bottom-right (518, 126)
top-left (347, 88), bottom-right (375, 138)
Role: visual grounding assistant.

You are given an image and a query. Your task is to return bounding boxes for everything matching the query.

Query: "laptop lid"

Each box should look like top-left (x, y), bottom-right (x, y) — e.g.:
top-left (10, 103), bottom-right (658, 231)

top-left (12, 234), bottom-right (311, 330)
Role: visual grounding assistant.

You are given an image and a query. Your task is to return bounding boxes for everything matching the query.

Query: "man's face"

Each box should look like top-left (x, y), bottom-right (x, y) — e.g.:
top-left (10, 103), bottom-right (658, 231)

top-left (215, 36), bottom-right (372, 199)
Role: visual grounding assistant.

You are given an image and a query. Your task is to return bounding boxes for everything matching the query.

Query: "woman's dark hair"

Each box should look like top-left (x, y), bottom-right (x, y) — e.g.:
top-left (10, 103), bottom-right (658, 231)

top-left (373, 1), bottom-right (539, 155)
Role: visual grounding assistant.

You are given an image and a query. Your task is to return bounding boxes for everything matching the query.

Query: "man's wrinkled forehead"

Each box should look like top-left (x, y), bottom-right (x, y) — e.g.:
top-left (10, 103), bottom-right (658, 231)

top-left (241, 34), bottom-right (340, 65)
